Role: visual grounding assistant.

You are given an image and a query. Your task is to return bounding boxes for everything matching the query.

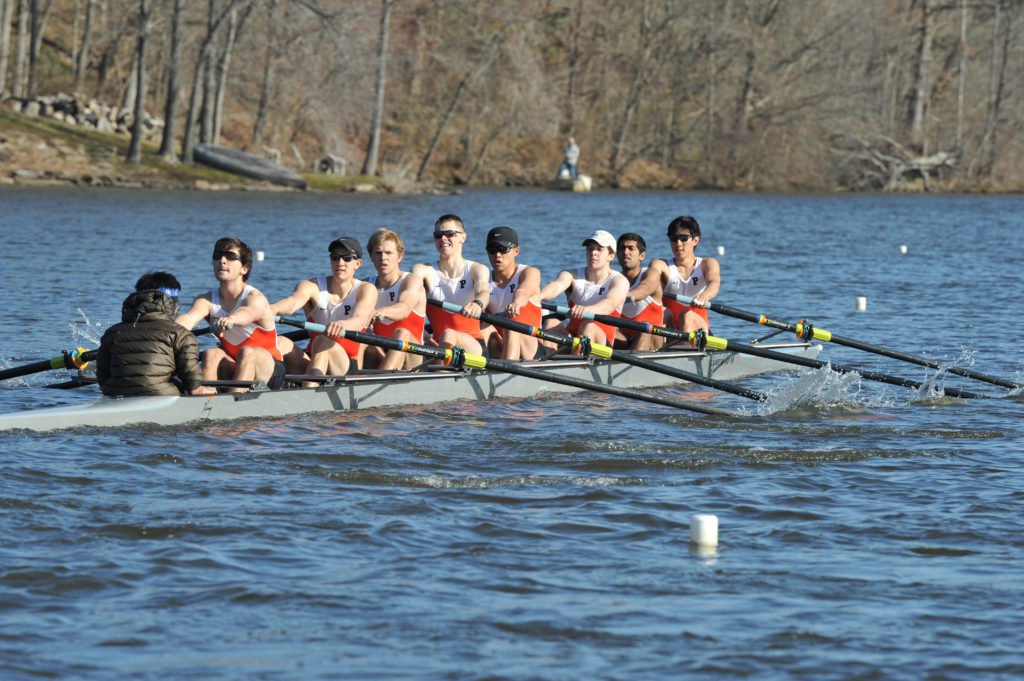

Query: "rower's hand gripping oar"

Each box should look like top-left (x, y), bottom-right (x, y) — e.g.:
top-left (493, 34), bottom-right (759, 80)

top-left (431, 298), bottom-right (765, 401)
top-left (274, 316), bottom-right (736, 417)
top-left (541, 302), bottom-right (984, 399)
top-left (672, 294), bottom-right (1018, 391)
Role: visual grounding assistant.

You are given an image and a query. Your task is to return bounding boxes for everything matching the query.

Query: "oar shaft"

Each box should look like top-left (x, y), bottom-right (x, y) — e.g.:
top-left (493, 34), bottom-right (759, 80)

top-left (438, 299), bottom-right (763, 400)
top-left (0, 348), bottom-right (97, 381)
top-left (277, 315), bottom-right (733, 416)
top-left (673, 294), bottom-right (1017, 390)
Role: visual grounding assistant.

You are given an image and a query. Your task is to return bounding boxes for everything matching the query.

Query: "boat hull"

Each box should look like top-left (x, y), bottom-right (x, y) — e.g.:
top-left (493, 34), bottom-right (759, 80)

top-left (0, 344), bottom-right (820, 432)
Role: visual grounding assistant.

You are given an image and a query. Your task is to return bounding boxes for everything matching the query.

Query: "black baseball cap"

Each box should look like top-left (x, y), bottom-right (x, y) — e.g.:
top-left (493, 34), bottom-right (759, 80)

top-left (328, 236), bottom-right (362, 258)
top-left (486, 226), bottom-right (519, 249)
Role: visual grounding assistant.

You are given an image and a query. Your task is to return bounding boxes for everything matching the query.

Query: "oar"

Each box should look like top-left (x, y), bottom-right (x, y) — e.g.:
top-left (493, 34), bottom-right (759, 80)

top-left (275, 317), bottom-right (736, 417)
top-left (671, 294), bottom-right (1020, 390)
top-left (429, 298), bottom-right (765, 401)
top-left (0, 348), bottom-right (96, 381)
top-left (541, 302), bottom-right (984, 399)
top-left (1, 327), bottom-right (216, 383)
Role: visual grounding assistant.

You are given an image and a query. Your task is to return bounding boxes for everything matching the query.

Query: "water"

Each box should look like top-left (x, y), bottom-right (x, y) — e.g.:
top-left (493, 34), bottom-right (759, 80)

top-left (1, 187), bottom-right (1022, 680)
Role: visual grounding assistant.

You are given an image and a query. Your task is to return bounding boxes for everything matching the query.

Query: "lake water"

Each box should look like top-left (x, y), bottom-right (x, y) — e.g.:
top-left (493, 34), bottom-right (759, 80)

top-left (1, 187), bottom-right (1022, 680)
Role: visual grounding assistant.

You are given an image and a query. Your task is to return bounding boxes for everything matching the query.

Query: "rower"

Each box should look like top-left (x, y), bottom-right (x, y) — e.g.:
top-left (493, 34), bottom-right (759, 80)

top-left (647, 215), bottom-right (720, 333)
top-left (176, 237), bottom-right (285, 392)
top-left (362, 228), bottom-right (427, 371)
top-left (411, 214), bottom-right (491, 356)
top-left (615, 232), bottom-right (665, 351)
top-left (98, 272), bottom-right (214, 397)
top-left (539, 229), bottom-right (629, 349)
top-left (269, 236), bottom-right (376, 385)
top-left (479, 226), bottom-right (543, 360)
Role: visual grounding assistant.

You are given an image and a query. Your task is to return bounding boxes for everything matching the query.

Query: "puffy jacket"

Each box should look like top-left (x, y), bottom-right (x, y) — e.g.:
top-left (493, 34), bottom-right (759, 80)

top-left (96, 290), bottom-right (203, 396)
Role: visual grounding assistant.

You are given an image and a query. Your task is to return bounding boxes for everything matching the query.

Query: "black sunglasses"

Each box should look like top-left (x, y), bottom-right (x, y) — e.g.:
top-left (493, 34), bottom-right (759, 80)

top-left (486, 243), bottom-right (515, 255)
top-left (433, 229), bottom-right (463, 239)
top-left (212, 249), bottom-right (243, 261)
top-left (330, 252), bottom-right (359, 262)
top-left (669, 233), bottom-right (695, 242)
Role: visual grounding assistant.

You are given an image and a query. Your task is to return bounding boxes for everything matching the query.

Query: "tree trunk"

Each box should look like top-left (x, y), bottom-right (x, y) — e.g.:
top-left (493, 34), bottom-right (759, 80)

top-left (415, 44), bottom-right (497, 182)
top-left (126, 0), bottom-right (150, 164)
top-left (609, 0), bottom-right (654, 173)
top-left (73, 0), bottom-right (95, 94)
top-left (158, 0), bottom-right (184, 161)
top-left (212, 7), bottom-right (239, 145)
top-left (0, 0), bottom-right (15, 96)
top-left (909, 0), bottom-right (935, 152)
top-left (13, 0), bottom-right (27, 98)
top-left (955, 0), bottom-right (967, 152)
top-left (362, 0), bottom-right (393, 176)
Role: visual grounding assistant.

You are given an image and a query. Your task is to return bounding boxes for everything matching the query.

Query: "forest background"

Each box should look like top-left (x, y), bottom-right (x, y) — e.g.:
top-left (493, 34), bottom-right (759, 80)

top-left (1, 0), bottom-right (1022, 192)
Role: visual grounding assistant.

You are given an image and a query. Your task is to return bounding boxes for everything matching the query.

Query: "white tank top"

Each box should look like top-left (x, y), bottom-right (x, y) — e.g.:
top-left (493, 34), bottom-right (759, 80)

top-left (209, 285), bottom-right (269, 346)
top-left (568, 267), bottom-right (624, 311)
top-left (621, 267), bottom-right (658, 318)
top-left (663, 257), bottom-right (707, 298)
top-left (427, 261), bottom-right (480, 307)
top-left (488, 264), bottom-right (529, 313)
top-left (308, 276), bottom-right (363, 325)
top-left (367, 272), bottom-right (424, 325)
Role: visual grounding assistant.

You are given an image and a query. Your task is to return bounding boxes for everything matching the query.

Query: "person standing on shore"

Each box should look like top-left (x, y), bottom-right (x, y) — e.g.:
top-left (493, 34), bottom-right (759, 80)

top-left (557, 137), bottom-right (580, 179)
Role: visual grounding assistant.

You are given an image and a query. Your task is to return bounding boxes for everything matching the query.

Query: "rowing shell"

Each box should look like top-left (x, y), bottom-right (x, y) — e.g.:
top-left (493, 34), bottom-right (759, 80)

top-left (0, 343), bottom-right (820, 432)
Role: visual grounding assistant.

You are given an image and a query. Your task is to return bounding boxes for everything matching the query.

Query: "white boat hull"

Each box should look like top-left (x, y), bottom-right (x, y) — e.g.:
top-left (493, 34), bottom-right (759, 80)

top-left (0, 344), bottom-right (820, 432)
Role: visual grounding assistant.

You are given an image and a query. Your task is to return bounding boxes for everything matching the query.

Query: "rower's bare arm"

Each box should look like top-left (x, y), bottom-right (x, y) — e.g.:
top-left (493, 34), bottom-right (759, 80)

top-left (411, 263), bottom-right (434, 297)
top-left (539, 270), bottom-right (573, 301)
top-left (270, 279), bottom-right (317, 317)
top-left (325, 284), bottom-right (377, 338)
top-left (590, 274), bottom-right (629, 315)
top-left (462, 262), bottom-right (491, 318)
top-left (232, 289), bottom-right (273, 328)
top-left (175, 295), bottom-right (212, 330)
top-left (511, 266), bottom-right (542, 314)
top-left (377, 274), bottom-right (424, 321)
top-left (694, 258), bottom-right (721, 305)
top-left (629, 264), bottom-right (665, 301)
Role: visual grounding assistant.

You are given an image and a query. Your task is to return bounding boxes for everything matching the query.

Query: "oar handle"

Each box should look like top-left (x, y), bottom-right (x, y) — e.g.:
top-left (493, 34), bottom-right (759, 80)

top-left (274, 316), bottom-right (487, 369)
top-left (428, 298), bottom-right (613, 359)
top-left (539, 301), bottom-right (730, 351)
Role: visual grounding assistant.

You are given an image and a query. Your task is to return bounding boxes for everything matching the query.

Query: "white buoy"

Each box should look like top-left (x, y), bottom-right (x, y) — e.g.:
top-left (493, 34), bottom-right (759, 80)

top-left (899, 244), bottom-right (908, 254)
top-left (690, 514), bottom-right (718, 547)
top-left (256, 251), bottom-right (265, 261)
top-left (716, 246), bottom-right (725, 256)
top-left (855, 296), bottom-right (867, 311)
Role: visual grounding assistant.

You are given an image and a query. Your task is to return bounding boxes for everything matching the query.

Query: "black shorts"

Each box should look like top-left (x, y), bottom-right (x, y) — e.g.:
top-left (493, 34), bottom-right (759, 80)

top-left (267, 360), bottom-right (286, 390)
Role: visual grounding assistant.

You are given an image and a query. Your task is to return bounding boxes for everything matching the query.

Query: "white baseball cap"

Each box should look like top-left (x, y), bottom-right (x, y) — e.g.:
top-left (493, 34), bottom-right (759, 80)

top-left (582, 229), bottom-right (616, 252)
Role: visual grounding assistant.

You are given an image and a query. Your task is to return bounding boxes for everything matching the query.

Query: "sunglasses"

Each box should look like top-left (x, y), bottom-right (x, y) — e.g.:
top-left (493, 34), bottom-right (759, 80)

top-left (669, 233), bottom-right (695, 243)
top-left (486, 243), bottom-right (515, 255)
top-left (330, 252), bottom-right (359, 262)
top-left (433, 229), bottom-right (463, 239)
top-left (212, 249), bottom-right (243, 261)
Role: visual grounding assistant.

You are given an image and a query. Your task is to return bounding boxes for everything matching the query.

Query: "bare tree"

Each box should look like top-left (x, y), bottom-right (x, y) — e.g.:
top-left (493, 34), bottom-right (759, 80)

top-left (157, 0), bottom-right (185, 161)
top-left (73, 0), bottom-right (96, 93)
top-left (362, 0), bottom-right (394, 176)
top-left (126, 0), bottom-right (151, 163)
top-left (0, 0), bottom-right (14, 96)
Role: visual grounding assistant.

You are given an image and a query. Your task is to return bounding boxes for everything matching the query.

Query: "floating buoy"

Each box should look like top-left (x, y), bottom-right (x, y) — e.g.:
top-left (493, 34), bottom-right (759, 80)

top-left (690, 514), bottom-right (718, 546)
top-left (717, 246), bottom-right (725, 256)
top-left (855, 296), bottom-right (867, 311)
top-left (899, 244), bottom-right (908, 254)
top-left (256, 251), bottom-right (265, 261)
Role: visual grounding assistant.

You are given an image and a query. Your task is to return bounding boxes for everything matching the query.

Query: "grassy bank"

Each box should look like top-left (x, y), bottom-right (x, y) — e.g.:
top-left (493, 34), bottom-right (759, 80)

top-left (0, 105), bottom-right (384, 192)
